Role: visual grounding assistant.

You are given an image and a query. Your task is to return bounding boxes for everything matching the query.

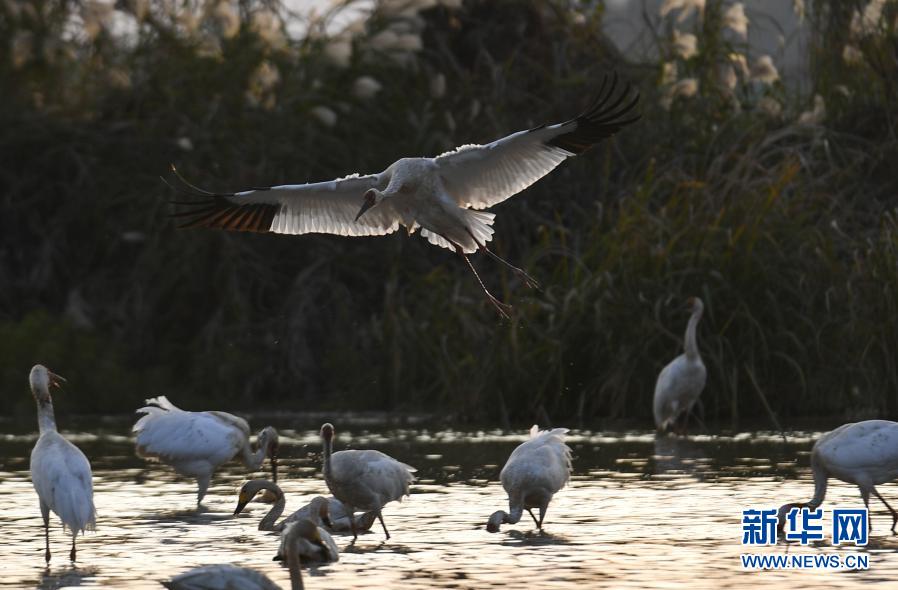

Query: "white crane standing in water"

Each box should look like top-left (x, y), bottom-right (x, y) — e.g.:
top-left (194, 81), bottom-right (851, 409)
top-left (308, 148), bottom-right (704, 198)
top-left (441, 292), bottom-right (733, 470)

top-left (133, 396), bottom-right (279, 505)
top-left (319, 423), bottom-right (416, 542)
top-left (778, 420), bottom-right (898, 533)
top-left (653, 297), bottom-right (707, 434)
top-left (487, 425), bottom-right (572, 533)
top-left (167, 74), bottom-right (639, 317)
top-left (164, 518), bottom-right (325, 590)
top-left (28, 365), bottom-right (96, 563)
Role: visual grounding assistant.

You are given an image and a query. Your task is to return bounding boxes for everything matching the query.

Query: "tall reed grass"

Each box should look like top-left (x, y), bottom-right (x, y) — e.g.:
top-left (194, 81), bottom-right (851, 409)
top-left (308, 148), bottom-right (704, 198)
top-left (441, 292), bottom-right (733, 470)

top-left (1, 1), bottom-right (896, 427)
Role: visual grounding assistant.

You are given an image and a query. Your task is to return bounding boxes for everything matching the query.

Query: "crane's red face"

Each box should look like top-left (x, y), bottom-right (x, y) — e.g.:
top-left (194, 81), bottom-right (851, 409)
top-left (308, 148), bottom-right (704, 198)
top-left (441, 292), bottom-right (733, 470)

top-left (321, 423), bottom-right (335, 442)
top-left (355, 190), bottom-right (378, 221)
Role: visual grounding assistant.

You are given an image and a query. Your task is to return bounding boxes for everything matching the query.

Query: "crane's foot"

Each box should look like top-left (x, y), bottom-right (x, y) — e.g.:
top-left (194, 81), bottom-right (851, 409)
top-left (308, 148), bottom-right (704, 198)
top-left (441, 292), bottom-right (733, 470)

top-left (486, 294), bottom-right (513, 319)
top-left (45, 549), bottom-right (51, 564)
top-left (513, 268), bottom-right (541, 291)
top-left (70, 544), bottom-right (76, 562)
top-left (479, 245), bottom-right (541, 291)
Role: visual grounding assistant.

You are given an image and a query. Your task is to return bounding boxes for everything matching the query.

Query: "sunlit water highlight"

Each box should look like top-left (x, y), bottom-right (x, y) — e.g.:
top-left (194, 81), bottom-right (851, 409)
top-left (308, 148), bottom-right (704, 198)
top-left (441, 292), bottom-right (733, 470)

top-left (2, 419), bottom-right (897, 589)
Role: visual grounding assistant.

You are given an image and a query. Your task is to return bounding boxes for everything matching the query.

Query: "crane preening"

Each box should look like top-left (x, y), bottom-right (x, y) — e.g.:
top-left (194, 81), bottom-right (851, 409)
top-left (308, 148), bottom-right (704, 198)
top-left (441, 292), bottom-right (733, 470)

top-left (133, 396), bottom-right (279, 506)
top-left (166, 73), bottom-right (639, 318)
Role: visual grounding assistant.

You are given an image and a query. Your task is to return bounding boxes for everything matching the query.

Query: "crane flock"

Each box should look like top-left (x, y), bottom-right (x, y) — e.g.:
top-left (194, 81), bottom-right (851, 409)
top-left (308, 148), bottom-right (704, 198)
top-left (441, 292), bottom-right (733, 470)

top-left (20, 71), bottom-right (898, 588)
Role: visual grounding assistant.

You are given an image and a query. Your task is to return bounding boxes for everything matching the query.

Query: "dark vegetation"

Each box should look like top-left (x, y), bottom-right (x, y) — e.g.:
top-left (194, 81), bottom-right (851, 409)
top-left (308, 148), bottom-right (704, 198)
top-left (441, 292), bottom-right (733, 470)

top-left (2, 0), bottom-right (897, 428)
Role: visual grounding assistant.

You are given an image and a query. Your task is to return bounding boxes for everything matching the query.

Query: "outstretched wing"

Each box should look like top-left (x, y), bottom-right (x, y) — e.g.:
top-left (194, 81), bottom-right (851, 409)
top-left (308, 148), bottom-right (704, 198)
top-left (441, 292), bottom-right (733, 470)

top-left (434, 73), bottom-right (640, 210)
top-left (167, 168), bottom-right (402, 237)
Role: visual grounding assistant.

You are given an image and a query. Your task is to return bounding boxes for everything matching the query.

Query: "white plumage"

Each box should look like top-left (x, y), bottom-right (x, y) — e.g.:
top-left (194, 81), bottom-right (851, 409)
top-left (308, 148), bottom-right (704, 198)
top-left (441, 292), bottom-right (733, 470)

top-left (653, 297), bottom-right (707, 433)
top-left (163, 565), bottom-right (279, 590)
top-left (778, 420), bottom-right (898, 533)
top-left (163, 518), bottom-right (325, 590)
top-left (319, 423), bottom-right (416, 541)
top-left (133, 396), bottom-right (279, 505)
top-left (487, 425), bottom-right (572, 532)
top-left (28, 364), bottom-right (96, 563)
top-left (169, 74), bottom-right (639, 317)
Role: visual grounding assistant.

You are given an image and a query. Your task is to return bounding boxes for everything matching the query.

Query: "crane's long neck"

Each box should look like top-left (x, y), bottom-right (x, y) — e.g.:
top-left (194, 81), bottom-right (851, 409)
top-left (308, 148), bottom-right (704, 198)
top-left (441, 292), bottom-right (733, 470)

top-left (287, 545), bottom-right (304, 590)
top-left (241, 436), bottom-right (267, 471)
top-left (505, 498), bottom-right (524, 525)
top-left (35, 393), bottom-right (57, 434)
top-left (322, 437), bottom-right (333, 480)
top-left (684, 309), bottom-right (702, 361)
top-left (807, 454), bottom-right (828, 509)
top-left (260, 491), bottom-right (287, 532)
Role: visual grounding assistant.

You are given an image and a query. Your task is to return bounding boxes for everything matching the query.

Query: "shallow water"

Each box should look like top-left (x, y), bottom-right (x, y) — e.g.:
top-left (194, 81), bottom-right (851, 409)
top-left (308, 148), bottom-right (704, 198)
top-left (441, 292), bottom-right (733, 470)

top-left (2, 417), bottom-right (896, 589)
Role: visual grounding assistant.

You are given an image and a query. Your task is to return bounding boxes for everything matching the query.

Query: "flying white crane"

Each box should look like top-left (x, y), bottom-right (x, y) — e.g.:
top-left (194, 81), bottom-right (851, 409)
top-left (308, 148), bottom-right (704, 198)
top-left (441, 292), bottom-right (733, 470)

top-left (653, 297), bottom-right (706, 434)
top-left (133, 396), bottom-right (279, 505)
top-left (487, 424), bottom-right (572, 533)
top-left (163, 518), bottom-right (325, 590)
top-left (778, 420), bottom-right (898, 534)
top-left (320, 423), bottom-right (416, 542)
top-left (234, 478), bottom-right (377, 534)
top-left (168, 74), bottom-right (639, 317)
top-left (28, 364), bottom-right (96, 563)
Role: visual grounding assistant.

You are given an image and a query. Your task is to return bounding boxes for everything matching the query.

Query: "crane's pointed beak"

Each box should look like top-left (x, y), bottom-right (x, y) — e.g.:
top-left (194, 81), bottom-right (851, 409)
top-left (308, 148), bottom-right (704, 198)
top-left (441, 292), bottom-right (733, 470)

top-left (48, 372), bottom-right (67, 389)
top-left (234, 495), bottom-right (249, 516)
top-left (355, 200), bottom-right (374, 222)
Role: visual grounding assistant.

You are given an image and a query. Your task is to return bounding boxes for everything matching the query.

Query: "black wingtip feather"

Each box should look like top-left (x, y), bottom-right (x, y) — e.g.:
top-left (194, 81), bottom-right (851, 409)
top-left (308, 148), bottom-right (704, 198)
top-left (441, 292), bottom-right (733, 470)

top-left (162, 168), bottom-right (277, 233)
top-left (548, 73), bottom-right (641, 155)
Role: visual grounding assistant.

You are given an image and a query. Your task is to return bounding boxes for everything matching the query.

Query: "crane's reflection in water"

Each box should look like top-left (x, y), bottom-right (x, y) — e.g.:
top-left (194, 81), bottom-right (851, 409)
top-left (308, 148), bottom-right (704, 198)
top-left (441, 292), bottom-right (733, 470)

top-left (0, 421), bottom-right (893, 589)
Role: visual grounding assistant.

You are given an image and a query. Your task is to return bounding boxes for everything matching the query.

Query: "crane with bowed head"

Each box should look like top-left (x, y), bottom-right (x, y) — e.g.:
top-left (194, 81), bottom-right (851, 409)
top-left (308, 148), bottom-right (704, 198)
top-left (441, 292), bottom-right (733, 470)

top-left (28, 364), bottom-right (96, 563)
top-left (778, 420), bottom-right (898, 534)
top-left (168, 74), bottom-right (639, 318)
top-left (133, 396), bottom-right (279, 506)
top-left (487, 425), bottom-right (572, 532)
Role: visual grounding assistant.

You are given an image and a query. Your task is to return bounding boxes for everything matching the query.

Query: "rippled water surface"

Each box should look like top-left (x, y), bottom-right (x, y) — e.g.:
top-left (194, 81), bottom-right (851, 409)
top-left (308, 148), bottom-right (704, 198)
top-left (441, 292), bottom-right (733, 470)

top-left (2, 416), bottom-right (897, 589)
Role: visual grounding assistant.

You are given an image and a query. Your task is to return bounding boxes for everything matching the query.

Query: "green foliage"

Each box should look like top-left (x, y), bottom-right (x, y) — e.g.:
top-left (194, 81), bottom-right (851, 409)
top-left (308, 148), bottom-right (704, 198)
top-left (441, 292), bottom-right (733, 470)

top-left (1, 1), bottom-right (897, 425)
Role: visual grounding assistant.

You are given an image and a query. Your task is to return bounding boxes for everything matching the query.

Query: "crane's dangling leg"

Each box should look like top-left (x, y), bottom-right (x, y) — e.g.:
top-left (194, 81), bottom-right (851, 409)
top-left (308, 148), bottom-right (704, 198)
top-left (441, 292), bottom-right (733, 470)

top-left (526, 508), bottom-right (540, 528)
top-left (454, 244), bottom-right (512, 319)
top-left (537, 504), bottom-right (549, 529)
top-left (70, 534), bottom-right (77, 562)
top-left (872, 488), bottom-right (898, 534)
top-left (462, 228), bottom-right (540, 290)
top-left (376, 511), bottom-right (391, 540)
top-left (480, 246), bottom-right (541, 290)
